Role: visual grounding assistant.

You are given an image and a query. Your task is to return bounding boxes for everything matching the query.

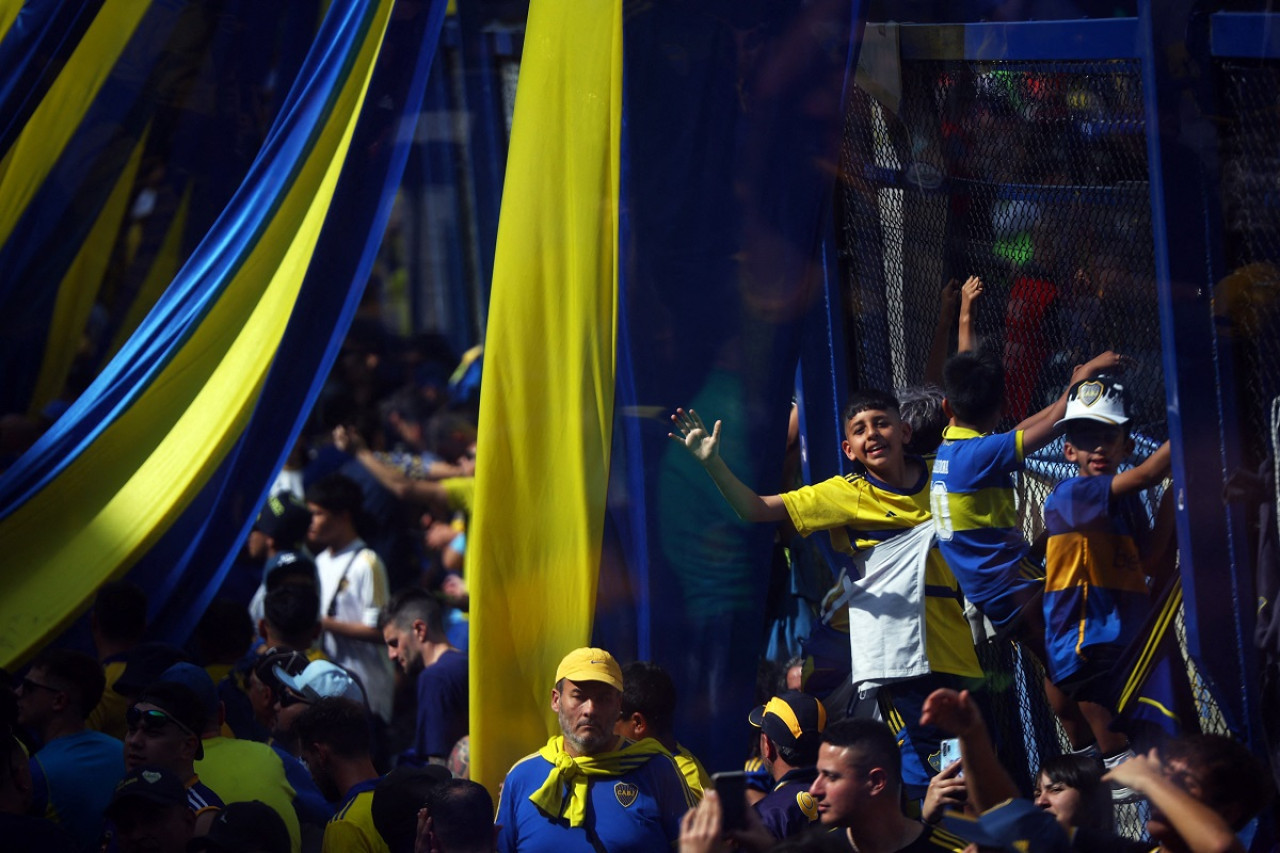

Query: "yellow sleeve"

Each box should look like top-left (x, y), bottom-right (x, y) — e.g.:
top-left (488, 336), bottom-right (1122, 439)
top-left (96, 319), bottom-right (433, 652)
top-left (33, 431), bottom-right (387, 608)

top-left (441, 477), bottom-right (475, 513)
top-left (780, 476), bottom-right (867, 537)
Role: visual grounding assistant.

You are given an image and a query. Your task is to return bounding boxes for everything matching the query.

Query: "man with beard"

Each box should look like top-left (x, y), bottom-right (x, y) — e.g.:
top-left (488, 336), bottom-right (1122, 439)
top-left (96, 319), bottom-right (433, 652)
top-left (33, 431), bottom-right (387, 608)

top-left (495, 648), bottom-right (695, 853)
top-left (294, 697), bottom-right (387, 852)
top-left (380, 588), bottom-right (468, 766)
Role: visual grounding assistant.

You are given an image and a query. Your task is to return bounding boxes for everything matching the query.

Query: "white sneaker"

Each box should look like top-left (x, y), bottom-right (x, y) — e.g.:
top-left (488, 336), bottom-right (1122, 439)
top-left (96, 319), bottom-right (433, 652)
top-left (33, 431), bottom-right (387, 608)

top-left (1103, 749), bottom-right (1144, 804)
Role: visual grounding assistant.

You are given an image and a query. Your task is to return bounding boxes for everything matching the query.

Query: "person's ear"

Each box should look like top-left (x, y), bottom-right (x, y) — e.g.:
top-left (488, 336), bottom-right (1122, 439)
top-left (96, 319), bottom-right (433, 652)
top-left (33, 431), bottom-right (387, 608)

top-left (942, 399), bottom-right (955, 420)
top-left (841, 440), bottom-right (856, 462)
top-left (1063, 442), bottom-right (1079, 464)
top-left (900, 420), bottom-right (913, 447)
top-left (413, 619), bottom-right (429, 642)
top-left (866, 766), bottom-right (888, 795)
top-left (550, 688), bottom-right (562, 714)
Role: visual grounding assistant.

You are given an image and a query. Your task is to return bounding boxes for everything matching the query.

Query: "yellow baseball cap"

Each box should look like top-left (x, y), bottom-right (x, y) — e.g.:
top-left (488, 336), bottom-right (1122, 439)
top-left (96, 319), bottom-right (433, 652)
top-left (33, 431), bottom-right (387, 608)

top-left (555, 647), bottom-right (623, 690)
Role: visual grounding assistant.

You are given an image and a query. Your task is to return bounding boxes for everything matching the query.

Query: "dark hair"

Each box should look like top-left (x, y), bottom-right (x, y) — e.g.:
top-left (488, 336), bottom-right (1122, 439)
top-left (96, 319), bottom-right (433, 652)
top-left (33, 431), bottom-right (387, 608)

top-left (424, 780), bottom-right (496, 853)
top-left (93, 580), bottom-right (148, 643)
top-left (264, 585), bottom-right (321, 645)
top-left (897, 385), bottom-right (947, 456)
top-left (372, 766), bottom-right (451, 852)
top-left (305, 473), bottom-right (365, 517)
top-left (1037, 753), bottom-right (1112, 831)
top-left (30, 649), bottom-right (106, 719)
top-left (379, 587), bottom-right (444, 637)
top-left (620, 661), bottom-right (677, 736)
top-left (1163, 734), bottom-right (1275, 829)
top-left (841, 389), bottom-right (901, 430)
top-left (821, 719), bottom-right (901, 784)
top-left (943, 349), bottom-right (1005, 425)
top-left (293, 697), bottom-right (371, 759)
top-left (194, 599), bottom-right (254, 665)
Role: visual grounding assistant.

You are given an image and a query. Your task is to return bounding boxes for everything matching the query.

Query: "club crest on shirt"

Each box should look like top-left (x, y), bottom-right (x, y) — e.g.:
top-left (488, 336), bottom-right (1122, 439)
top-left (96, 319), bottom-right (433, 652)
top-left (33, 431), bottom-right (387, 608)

top-left (1077, 381), bottom-right (1103, 407)
top-left (614, 782), bottom-right (639, 808)
top-left (797, 790), bottom-right (819, 821)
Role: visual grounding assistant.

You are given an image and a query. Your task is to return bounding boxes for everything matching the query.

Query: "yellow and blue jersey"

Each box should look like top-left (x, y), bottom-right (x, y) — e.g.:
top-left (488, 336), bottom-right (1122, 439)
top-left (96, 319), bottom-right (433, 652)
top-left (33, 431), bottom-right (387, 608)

top-left (324, 778), bottom-right (389, 853)
top-left (781, 463), bottom-right (980, 679)
top-left (930, 426), bottom-right (1043, 628)
top-left (1043, 475), bottom-right (1152, 684)
top-left (496, 745), bottom-right (693, 853)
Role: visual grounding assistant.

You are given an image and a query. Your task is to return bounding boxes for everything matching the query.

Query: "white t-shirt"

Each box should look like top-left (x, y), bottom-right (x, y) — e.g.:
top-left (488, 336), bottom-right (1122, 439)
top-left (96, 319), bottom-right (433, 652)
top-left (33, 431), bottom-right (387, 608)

top-left (315, 539), bottom-right (395, 721)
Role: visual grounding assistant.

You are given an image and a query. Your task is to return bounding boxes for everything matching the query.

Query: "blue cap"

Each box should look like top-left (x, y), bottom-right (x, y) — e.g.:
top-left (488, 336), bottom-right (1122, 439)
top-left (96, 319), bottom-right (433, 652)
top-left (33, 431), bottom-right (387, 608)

top-left (159, 662), bottom-right (219, 722)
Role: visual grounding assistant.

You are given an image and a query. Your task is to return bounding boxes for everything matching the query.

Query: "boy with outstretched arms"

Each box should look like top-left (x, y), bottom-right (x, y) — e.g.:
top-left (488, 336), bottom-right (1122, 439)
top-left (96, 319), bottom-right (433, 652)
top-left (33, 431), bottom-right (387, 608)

top-left (671, 390), bottom-right (981, 799)
top-left (929, 347), bottom-right (1123, 753)
top-left (1043, 376), bottom-right (1172, 761)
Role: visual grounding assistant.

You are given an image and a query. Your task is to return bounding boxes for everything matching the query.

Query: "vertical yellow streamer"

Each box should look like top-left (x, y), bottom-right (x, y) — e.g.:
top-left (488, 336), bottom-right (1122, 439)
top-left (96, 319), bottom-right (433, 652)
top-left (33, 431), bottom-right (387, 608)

top-left (469, 0), bottom-right (622, 793)
top-left (28, 126), bottom-right (150, 415)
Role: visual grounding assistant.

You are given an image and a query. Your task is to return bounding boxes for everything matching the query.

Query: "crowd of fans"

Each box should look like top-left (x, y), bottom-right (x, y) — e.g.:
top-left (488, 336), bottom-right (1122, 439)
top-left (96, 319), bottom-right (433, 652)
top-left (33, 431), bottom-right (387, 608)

top-left (3, 292), bottom-right (1276, 853)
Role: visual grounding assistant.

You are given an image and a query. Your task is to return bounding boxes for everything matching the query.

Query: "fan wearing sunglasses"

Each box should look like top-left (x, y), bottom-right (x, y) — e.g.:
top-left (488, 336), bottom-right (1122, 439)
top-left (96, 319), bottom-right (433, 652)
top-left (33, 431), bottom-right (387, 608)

top-left (16, 649), bottom-right (123, 851)
top-left (123, 682), bottom-right (223, 834)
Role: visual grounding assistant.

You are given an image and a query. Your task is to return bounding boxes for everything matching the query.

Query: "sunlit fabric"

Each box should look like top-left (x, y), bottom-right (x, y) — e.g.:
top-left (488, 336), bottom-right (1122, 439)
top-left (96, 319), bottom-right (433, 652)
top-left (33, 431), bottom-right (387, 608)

top-left (0, 0), bottom-right (446, 669)
top-left (470, 0), bottom-right (622, 793)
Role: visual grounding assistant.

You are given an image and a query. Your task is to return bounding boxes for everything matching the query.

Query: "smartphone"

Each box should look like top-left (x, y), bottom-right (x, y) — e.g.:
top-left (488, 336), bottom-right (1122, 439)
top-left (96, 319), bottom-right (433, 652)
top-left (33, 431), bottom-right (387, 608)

top-left (711, 771), bottom-right (748, 832)
top-left (939, 737), bottom-right (962, 776)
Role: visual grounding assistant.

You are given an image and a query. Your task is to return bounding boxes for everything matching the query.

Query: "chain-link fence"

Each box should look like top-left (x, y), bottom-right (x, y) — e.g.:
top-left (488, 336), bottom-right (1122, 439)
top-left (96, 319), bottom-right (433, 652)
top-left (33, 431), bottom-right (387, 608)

top-left (1219, 60), bottom-right (1280, 473)
top-left (834, 54), bottom-right (1192, 839)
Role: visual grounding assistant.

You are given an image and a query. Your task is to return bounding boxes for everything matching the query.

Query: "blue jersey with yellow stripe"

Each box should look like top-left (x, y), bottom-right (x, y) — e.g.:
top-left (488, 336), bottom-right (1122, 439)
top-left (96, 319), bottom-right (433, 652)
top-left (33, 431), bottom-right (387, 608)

top-left (930, 426), bottom-right (1043, 628)
top-left (1043, 474), bottom-right (1152, 684)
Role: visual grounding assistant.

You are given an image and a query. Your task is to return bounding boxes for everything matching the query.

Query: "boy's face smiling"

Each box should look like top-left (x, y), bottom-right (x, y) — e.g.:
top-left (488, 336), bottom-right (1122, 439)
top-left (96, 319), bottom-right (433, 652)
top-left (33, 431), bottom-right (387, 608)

top-left (842, 407), bottom-right (911, 479)
top-left (1063, 421), bottom-right (1131, 476)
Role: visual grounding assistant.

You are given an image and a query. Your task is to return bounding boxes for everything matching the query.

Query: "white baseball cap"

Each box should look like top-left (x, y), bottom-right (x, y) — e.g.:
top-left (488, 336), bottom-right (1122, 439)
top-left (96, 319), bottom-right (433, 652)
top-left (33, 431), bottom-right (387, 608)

top-left (275, 659), bottom-right (367, 705)
top-left (1054, 376), bottom-right (1130, 429)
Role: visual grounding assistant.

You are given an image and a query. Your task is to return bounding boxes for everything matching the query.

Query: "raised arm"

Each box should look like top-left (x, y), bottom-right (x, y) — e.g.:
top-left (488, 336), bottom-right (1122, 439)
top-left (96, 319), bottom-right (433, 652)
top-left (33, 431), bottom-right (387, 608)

top-left (957, 275), bottom-right (983, 354)
top-left (920, 688), bottom-right (1019, 812)
top-left (1112, 440), bottom-right (1171, 497)
top-left (925, 279), bottom-right (961, 386)
top-left (1104, 750), bottom-right (1244, 853)
top-left (1018, 351), bottom-right (1129, 454)
top-left (334, 425), bottom-right (450, 508)
top-left (669, 408), bottom-right (786, 523)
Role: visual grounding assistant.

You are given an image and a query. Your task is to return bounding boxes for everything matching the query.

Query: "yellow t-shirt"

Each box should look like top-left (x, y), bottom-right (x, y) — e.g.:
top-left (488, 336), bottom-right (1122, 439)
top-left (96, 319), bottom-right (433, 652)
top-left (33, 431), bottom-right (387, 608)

top-left (781, 468), bottom-right (981, 679)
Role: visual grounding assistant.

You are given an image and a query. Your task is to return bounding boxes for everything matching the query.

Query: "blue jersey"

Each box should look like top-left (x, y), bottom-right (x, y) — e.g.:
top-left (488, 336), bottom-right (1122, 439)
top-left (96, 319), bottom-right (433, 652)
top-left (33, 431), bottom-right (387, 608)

top-left (753, 766), bottom-right (819, 840)
top-left (29, 729), bottom-right (123, 850)
top-left (930, 426), bottom-right (1042, 628)
top-left (1043, 475), bottom-right (1151, 684)
top-left (496, 746), bottom-right (692, 853)
top-left (414, 649), bottom-right (468, 760)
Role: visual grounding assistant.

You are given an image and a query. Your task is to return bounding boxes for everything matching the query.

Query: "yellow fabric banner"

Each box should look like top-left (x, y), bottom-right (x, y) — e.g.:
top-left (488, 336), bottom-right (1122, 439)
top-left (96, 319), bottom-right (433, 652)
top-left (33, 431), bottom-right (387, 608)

top-left (469, 0), bottom-right (622, 795)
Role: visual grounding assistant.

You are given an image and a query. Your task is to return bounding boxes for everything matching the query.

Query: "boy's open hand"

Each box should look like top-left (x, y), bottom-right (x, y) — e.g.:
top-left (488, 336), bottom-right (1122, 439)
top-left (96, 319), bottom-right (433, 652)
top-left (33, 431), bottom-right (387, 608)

top-left (670, 408), bottom-right (722, 464)
top-left (961, 275), bottom-right (983, 306)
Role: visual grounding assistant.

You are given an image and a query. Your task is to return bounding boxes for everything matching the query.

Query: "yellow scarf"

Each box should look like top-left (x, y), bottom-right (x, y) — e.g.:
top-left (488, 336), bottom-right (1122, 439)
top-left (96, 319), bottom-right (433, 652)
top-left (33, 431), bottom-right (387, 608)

top-left (528, 735), bottom-right (670, 827)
